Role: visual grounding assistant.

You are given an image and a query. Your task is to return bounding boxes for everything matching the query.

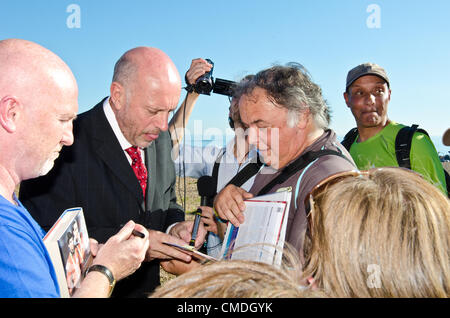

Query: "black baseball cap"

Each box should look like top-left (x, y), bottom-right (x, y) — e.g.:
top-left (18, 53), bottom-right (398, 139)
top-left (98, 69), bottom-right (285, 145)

top-left (346, 62), bottom-right (390, 91)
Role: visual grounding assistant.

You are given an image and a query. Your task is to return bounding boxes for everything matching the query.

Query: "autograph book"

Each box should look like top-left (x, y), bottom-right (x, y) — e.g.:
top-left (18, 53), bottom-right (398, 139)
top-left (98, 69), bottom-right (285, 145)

top-left (43, 207), bottom-right (92, 297)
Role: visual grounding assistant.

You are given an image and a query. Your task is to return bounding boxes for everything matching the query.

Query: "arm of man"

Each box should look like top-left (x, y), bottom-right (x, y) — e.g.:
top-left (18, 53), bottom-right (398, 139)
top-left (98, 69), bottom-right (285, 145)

top-left (169, 58), bottom-right (213, 158)
top-left (146, 221), bottom-right (206, 276)
top-left (160, 258), bottom-right (202, 276)
top-left (145, 228), bottom-right (195, 263)
top-left (169, 92), bottom-right (199, 157)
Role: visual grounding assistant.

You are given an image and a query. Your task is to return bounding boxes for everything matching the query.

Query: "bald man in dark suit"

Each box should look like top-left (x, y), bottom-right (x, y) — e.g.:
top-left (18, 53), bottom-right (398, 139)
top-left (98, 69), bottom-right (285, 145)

top-left (20, 47), bottom-right (205, 297)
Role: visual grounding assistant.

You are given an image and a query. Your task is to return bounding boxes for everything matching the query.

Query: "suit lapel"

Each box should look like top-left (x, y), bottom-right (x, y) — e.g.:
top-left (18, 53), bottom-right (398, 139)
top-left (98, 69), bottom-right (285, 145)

top-left (145, 141), bottom-right (157, 210)
top-left (89, 100), bottom-right (144, 204)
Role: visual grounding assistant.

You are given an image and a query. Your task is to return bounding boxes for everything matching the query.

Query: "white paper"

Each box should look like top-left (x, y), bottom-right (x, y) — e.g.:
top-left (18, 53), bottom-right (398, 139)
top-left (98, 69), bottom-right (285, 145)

top-left (220, 190), bottom-right (291, 265)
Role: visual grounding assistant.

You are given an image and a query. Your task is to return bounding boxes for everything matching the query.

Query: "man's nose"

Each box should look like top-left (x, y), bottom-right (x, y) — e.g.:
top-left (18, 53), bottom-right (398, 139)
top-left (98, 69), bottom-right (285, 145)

top-left (247, 127), bottom-right (258, 146)
top-left (155, 112), bottom-right (169, 132)
top-left (365, 93), bottom-right (376, 105)
top-left (61, 122), bottom-right (74, 146)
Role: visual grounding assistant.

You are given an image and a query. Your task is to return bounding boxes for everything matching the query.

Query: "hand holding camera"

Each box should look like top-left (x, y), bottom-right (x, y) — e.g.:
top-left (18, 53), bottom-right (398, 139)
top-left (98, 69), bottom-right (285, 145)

top-left (185, 58), bottom-right (213, 87)
top-left (185, 58), bottom-right (236, 97)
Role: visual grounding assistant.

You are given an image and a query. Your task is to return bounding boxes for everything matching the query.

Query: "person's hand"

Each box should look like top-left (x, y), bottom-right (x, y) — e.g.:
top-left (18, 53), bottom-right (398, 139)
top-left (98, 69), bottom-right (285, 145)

top-left (160, 258), bottom-right (202, 276)
top-left (169, 220), bottom-right (207, 250)
top-left (145, 229), bottom-right (193, 263)
top-left (92, 221), bottom-right (149, 281)
top-left (213, 184), bottom-right (253, 227)
top-left (198, 206), bottom-right (217, 235)
top-left (185, 58), bottom-right (213, 86)
top-left (88, 238), bottom-right (100, 257)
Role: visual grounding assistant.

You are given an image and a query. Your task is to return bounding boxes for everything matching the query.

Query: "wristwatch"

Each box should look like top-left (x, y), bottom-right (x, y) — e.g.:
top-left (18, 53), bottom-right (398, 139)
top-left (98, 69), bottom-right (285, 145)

top-left (85, 264), bottom-right (116, 297)
top-left (184, 72), bottom-right (195, 93)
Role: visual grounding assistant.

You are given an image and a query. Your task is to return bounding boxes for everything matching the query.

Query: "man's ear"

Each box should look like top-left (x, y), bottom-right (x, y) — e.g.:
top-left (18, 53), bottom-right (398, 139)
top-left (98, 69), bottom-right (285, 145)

top-left (296, 108), bottom-right (310, 130)
top-left (343, 91), bottom-right (351, 108)
top-left (0, 96), bottom-right (19, 133)
top-left (109, 82), bottom-right (125, 111)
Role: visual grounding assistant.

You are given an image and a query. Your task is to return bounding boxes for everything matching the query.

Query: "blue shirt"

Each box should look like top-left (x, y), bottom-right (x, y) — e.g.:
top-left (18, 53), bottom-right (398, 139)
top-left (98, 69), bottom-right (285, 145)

top-left (0, 194), bottom-right (60, 297)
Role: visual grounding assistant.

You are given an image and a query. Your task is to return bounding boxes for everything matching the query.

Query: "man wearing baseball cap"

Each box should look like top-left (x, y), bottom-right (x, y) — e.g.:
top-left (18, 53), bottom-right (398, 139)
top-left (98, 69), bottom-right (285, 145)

top-left (343, 62), bottom-right (447, 196)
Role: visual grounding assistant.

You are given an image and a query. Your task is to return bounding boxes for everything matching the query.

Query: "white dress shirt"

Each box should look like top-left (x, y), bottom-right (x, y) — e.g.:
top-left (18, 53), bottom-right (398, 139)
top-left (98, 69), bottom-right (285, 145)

top-left (102, 97), bottom-right (146, 164)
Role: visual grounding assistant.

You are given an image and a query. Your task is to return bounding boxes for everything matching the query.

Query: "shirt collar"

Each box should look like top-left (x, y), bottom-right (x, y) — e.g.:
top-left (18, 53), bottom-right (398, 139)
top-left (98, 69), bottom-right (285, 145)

top-left (102, 97), bottom-right (133, 151)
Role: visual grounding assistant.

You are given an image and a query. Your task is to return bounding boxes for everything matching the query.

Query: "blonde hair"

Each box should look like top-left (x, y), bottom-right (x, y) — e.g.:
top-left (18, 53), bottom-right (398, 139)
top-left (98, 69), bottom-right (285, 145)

top-left (151, 245), bottom-right (327, 298)
top-left (302, 167), bottom-right (450, 298)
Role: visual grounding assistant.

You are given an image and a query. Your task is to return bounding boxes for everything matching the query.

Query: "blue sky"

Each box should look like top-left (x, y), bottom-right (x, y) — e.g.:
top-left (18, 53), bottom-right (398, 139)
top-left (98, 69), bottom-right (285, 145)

top-left (1, 0), bottom-right (449, 153)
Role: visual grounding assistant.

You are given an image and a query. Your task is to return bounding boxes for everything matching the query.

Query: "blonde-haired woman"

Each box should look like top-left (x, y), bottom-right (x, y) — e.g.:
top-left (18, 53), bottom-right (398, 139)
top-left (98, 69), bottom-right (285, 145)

top-left (151, 244), bottom-right (325, 298)
top-left (302, 167), bottom-right (450, 297)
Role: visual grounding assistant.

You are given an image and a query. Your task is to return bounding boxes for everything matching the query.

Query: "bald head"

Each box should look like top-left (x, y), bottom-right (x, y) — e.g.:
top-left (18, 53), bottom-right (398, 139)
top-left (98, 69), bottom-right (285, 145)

top-left (0, 39), bottom-right (78, 186)
top-left (0, 39), bottom-right (78, 109)
top-left (113, 46), bottom-right (181, 95)
top-left (110, 47), bottom-right (182, 148)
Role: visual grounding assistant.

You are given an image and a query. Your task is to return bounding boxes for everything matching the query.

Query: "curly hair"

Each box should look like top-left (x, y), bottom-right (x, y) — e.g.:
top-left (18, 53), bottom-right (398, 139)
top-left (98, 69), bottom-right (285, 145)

top-left (234, 63), bottom-right (330, 129)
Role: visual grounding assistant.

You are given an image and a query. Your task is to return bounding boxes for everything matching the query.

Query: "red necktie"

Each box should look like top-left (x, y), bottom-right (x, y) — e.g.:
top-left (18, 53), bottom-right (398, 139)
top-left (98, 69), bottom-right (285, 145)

top-left (125, 146), bottom-right (147, 199)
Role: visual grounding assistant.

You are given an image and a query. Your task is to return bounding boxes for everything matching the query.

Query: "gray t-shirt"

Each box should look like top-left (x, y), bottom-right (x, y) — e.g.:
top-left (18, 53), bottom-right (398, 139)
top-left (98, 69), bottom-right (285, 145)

top-left (249, 129), bottom-right (356, 260)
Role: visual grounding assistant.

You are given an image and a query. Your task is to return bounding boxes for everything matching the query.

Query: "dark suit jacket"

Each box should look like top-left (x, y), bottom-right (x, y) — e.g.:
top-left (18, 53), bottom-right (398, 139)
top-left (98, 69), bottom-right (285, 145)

top-left (20, 98), bottom-right (184, 297)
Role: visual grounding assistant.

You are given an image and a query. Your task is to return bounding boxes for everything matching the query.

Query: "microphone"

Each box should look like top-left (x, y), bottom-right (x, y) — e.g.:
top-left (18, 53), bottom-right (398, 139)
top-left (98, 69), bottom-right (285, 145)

top-left (189, 176), bottom-right (217, 246)
top-left (197, 175), bottom-right (217, 207)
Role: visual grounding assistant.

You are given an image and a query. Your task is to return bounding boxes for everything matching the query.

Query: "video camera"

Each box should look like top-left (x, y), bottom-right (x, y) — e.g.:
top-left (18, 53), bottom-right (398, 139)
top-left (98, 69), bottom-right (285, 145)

top-left (188, 59), bottom-right (236, 97)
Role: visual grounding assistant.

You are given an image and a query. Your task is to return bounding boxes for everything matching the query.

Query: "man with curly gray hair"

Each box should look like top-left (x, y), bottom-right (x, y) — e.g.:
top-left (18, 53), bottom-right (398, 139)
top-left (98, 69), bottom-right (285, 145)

top-left (214, 63), bottom-right (356, 261)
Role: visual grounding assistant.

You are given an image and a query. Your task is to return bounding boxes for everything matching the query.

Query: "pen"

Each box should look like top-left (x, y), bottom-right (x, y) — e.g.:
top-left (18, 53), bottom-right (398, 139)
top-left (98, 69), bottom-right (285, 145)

top-left (119, 223), bottom-right (145, 238)
top-left (132, 229), bottom-right (145, 238)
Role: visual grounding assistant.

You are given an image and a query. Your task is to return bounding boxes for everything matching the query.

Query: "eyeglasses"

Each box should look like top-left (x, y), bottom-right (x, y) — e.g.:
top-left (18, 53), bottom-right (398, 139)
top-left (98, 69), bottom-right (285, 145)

top-left (304, 167), bottom-right (423, 237)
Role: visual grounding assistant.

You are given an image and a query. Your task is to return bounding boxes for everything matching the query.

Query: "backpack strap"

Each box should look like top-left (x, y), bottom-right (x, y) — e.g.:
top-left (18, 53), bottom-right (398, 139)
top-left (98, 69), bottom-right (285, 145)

top-left (341, 128), bottom-right (359, 151)
top-left (395, 124), bottom-right (449, 197)
top-left (212, 150), bottom-right (263, 192)
top-left (395, 124), bottom-right (429, 169)
top-left (211, 148), bottom-right (226, 192)
top-left (257, 149), bottom-right (351, 196)
top-left (227, 155), bottom-right (263, 188)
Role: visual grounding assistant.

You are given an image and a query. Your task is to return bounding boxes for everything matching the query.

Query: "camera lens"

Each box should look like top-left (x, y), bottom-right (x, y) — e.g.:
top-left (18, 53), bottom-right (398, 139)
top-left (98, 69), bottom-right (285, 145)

top-left (193, 58), bottom-right (214, 95)
top-left (195, 77), bottom-right (213, 94)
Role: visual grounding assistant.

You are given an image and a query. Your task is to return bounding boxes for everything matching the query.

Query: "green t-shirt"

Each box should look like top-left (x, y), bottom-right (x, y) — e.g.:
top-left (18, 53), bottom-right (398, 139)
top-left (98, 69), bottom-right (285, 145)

top-left (349, 121), bottom-right (447, 195)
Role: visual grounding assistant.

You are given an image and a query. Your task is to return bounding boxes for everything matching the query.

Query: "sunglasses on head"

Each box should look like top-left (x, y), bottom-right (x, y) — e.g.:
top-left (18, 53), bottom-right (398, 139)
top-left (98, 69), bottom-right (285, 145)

top-left (304, 167), bottom-right (423, 235)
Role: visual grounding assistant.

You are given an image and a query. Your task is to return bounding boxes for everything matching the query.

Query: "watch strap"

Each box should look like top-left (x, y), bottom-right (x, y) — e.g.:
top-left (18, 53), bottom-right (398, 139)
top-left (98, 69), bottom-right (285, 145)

top-left (85, 264), bottom-right (116, 296)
